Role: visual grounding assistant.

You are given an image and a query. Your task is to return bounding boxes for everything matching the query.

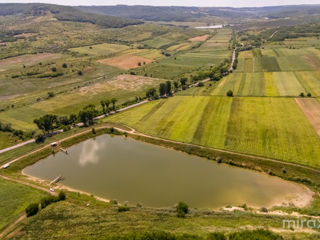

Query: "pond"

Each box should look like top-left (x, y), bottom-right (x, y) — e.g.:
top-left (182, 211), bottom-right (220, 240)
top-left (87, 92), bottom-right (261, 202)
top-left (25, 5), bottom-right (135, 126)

top-left (24, 134), bottom-right (311, 208)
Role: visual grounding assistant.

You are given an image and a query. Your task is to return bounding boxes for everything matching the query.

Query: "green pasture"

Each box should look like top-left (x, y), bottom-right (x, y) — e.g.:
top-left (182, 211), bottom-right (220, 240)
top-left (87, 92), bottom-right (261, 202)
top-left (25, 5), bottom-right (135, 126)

top-left (0, 178), bottom-right (48, 231)
top-left (106, 96), bottom-right (320, 167)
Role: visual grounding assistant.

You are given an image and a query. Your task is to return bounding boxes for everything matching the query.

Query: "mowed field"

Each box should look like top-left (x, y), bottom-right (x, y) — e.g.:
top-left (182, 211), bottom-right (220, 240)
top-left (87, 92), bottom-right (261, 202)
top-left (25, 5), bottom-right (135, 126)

top-left (106, 96), bottom-right (320, 168)
top-left (213, 42), bottom-right (320, 97)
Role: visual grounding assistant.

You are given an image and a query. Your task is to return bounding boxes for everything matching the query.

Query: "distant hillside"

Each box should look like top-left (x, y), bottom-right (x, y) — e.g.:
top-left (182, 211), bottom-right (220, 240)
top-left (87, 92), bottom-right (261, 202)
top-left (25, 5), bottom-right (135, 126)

top-left (77, 5), bottom-right (320, 22)
top-left (0, 3), bottom-right (143, 28)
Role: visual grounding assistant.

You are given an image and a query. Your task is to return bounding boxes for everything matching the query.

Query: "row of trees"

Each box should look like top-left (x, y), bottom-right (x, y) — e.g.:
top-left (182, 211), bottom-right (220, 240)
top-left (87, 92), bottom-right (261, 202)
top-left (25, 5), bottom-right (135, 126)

top-left (33, 98), bottom-right (119, 138)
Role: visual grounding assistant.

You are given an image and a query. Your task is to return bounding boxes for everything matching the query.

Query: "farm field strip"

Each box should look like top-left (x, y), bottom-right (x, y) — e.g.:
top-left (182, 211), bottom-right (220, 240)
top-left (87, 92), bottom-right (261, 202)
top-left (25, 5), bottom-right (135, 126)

top-left (295, 98), bottom-right (320, 137)
top-left (107, 96), bottom-right (320, 167)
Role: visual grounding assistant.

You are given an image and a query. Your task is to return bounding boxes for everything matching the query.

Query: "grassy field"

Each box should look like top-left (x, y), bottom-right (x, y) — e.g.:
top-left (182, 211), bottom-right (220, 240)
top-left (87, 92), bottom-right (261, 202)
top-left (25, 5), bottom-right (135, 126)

top-left (0, 75), bottom-right (165, 130)
top-left (6, 191), bottom-right (320, 240)
top-left (106, 96), bottom-right (320, 168)
top-left (213, 42), bottom-right (320, 97)
top-left (0, 178), bottom-right (48, 231)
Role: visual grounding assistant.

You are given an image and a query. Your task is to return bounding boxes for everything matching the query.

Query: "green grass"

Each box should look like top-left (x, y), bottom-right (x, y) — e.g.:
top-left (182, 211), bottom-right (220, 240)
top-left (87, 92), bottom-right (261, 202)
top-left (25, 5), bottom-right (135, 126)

top-left (0, 178), bottom-right (48, 231)
top-left (0, 132), bottom-right (21, 149)
top-left (224, 97), bottom-right (320, 167)
top-left (107, 96), bottom-right (320, 167)
top-left (7, 191), bottom-right (315, 240)
top-left (273, 72), bottom-right (305, 96)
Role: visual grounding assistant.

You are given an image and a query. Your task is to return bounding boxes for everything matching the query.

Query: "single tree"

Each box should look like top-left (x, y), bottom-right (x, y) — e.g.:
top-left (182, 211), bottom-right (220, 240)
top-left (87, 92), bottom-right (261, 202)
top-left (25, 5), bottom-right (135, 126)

top-left (165, 81), bottom-right (172, 96)
top-left (111, 98), bottom-right (117, 111)
top-left (227, 90), bottom-right (233, 97)
top-left (100, 100), bottom-right (106, 113)
top-left (159, 83), bottom-right (166, 96)
top-left (105, 99), bottom-right (111, 113)
top-left (176, 202), bottom-right (189, 218)
top-left (173, 81), bottom-right (179, 91)
top-left (180, 78), bottom-right (187, 86)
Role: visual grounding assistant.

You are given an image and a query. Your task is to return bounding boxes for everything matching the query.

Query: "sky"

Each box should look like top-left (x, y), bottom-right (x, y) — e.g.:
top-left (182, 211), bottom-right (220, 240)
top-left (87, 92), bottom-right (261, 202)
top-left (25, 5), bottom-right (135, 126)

top-left (1, 0), bottom-right (320, 7)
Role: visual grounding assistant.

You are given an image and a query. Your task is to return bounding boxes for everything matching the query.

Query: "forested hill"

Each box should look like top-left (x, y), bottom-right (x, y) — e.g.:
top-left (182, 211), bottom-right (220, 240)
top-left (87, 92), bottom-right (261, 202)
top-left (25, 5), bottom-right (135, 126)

top-left (77, 5), bottom-right (320, 22)
top-left (0, 3), bottom-right (143, 28)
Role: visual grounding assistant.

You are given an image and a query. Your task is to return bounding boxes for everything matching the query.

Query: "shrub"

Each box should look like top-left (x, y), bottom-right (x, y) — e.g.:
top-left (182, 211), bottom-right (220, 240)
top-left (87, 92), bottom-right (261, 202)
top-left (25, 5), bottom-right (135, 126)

top-left (26, 203), bottom-right (39, 217)
top-left (229, 229), bottom-right (282, 240)
top-left (207, 232), bottom-right (226, 240)
top-left (92, 128), bottom-right (96, 134)
top-left (299, 92), bottom-right (305, 97)
top-left (226, 90), bottom-right (233, 97)
top-left (118, 206), bottom-right (130, 212)
top-left (35, 134), bottom-right (46, 143)
top-left (62, 63), bottom-right (67, 68)
top-left (48, 92), bottom-right (55, 98)
top-left (77, 70), bottom-right (83, 76)
top-left (51, 67), bottom-right (57, 72)
top-left (40, 196), bottom-right (58, 209)
top-left (260, 207), bottom-right (268, 213)
top-left (307, 93), bottom-right (312, 97)
top-left (58, 191), bottom-right (66, 201)
top-left (176, 202), bottom-right (189, 218)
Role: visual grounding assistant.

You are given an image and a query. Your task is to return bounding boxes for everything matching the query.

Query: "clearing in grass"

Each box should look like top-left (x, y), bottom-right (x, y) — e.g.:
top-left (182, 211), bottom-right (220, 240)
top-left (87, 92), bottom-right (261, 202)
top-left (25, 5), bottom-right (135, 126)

top-left (97, 54), bottom-right (153, 70)
top-left (189, 34), bottom-right (210, 42)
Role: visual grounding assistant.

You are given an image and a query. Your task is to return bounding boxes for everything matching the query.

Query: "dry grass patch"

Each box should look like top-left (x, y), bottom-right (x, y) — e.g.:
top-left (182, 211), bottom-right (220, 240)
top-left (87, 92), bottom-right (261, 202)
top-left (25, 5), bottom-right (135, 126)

top-left (0, 53), bottom-right (60, 71)
top-left (189, 34), bottom-right (209, 42)
top-left (97, 54), bottom-right (153, 70)
top-left (295, 98), bottom-right (320, 137)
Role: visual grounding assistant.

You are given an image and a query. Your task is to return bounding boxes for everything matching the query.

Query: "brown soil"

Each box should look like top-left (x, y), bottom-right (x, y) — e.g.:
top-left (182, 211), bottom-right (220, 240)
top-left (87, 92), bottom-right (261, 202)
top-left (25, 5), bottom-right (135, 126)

top-left (189, 34), bottom-right (209, 42)
top-left (97, 54), bottom-right (153, 70)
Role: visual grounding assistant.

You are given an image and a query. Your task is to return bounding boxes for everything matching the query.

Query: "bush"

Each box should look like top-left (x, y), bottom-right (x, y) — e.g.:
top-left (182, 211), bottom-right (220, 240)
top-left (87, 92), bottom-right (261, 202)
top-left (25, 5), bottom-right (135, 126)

top-left (299, 92), bottom-right (305, 97)
top-left (226, 90), bottom-right (233, 97)
top-left (40, 196), bottom-right (58, 209)
top-left (176, 202), bottom-right (189, 218)
top-left (307, 93), bottom-right (312, 97)
top-left (118, 206), bottom-right (130, 212)
top-left (260, 207), bottom-right (268, 213)
top-left (62, 63), bottom-right (67, 68)
top-left (92, 128), bottom-right (96, 134)
top-left (229, 229), bottom-right (282, 240)
top-left (78, 70), bottom-right (83, 76)
top-left (207, 232), bottom-right (226, 240)
top-left (51, 67), bottom-right (57, 72)
top-left (58, 191), bottom-right (66, 201)
top-left (26, 203), bottom-right (39, 217)
top-left (35, 134), bottom-right (46, 143)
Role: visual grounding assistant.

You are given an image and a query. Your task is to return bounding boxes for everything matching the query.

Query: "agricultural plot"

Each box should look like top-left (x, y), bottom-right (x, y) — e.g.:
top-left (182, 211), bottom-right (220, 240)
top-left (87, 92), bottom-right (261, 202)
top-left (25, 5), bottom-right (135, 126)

top-left (97, 54), bottom-right (153, 70)
top-left (135, 30), bottom-right (232, 80)
top-left (0, 178), bottom-right (48, 231)
top-left (295, 98), bottom-right (320, 137)
top-left (189, 34), bottom-right (210, 42)
top-left (224, 97), bottom-right (320, 167)
top-left (107, 96), bottom-right (320, 167)
top-left (69, 43), bottom-right (130, 57)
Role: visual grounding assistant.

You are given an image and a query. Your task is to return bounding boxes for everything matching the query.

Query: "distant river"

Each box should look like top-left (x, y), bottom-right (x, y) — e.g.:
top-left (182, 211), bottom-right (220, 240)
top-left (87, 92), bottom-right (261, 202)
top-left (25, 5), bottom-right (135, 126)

top-left (24, 134), bottom-right (310, 208)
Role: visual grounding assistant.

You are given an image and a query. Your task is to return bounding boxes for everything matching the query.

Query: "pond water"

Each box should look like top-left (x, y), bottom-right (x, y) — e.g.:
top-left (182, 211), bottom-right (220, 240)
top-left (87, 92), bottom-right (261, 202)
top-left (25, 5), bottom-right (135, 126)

top-left (24, 134), bottom-right (309, 208)
top-left (195, 25), bottom-right (224, 29)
